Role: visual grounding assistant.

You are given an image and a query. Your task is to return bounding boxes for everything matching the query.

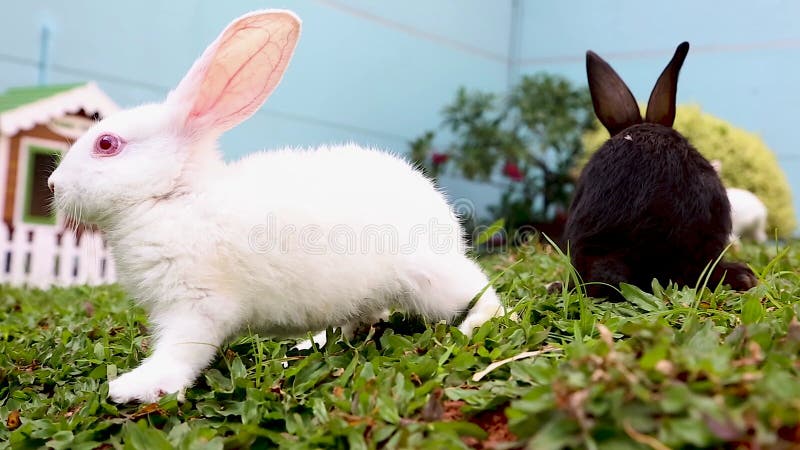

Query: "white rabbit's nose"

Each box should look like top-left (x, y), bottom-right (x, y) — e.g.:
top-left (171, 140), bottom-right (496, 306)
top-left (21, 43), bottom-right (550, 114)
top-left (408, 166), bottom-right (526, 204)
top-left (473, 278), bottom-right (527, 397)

top-left (47, 178), bottom-right (55, 193)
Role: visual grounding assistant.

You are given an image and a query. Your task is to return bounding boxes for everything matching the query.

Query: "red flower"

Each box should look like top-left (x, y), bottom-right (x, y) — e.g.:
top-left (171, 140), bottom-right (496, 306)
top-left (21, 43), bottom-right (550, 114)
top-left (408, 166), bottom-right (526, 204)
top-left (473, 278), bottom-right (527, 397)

top-left (431, 152), bottom-right (449, 166)
top-left (503, 161), bottom-right (524, 181)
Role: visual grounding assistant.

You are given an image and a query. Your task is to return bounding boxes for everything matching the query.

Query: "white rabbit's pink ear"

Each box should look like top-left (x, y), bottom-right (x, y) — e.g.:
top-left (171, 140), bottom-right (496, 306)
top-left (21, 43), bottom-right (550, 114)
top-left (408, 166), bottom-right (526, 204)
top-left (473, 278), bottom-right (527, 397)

top-left (168, 10), bottom-right (301, 137)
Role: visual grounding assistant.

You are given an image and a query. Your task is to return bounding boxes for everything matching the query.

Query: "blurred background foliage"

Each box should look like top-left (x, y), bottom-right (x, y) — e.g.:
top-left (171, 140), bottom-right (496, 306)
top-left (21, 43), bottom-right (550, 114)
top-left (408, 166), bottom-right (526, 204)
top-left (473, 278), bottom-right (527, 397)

top-left (410, 73), bottom-right (594, 232)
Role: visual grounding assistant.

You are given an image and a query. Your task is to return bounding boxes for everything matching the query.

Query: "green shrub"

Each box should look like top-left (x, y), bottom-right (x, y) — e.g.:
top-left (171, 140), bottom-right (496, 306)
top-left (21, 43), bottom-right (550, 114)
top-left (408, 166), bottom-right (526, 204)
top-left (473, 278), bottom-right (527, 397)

top-left (583, 104), bottom-right (796, 237)
top-left (410, 74), bottom-right (594, 230)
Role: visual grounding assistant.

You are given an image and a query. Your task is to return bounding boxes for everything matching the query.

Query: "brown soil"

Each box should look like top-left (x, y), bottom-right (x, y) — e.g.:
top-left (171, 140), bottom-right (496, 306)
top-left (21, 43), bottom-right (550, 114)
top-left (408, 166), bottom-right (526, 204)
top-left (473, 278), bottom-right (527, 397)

top-left (442, 399), bottom-right (518, 449)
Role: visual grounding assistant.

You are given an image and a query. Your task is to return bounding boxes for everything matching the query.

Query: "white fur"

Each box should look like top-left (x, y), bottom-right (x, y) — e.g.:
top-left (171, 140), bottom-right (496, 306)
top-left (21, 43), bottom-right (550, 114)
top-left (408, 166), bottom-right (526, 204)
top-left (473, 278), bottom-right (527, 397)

top-left (710, 160), bottom-right (768, 244)
top-left (727, 187), bottom-right (768, 243)
top-left (48, 10), bottom-right (503, 403)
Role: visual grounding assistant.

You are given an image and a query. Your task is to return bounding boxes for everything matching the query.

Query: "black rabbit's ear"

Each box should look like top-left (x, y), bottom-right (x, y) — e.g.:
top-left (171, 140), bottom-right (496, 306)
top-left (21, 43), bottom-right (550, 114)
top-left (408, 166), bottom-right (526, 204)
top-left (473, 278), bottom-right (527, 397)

top-left (645, 42), bottom-right (689, 127)
top-left (586, 51), bottom-right (642, 136)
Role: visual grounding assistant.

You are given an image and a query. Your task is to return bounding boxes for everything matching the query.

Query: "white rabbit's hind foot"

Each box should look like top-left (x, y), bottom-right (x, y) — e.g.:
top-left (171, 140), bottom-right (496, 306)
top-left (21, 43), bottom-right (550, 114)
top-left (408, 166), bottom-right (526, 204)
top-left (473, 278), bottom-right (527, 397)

top-left (457, 289), bottom-right (504, 336)
top-left (405, 256), bottom-right (505, 337)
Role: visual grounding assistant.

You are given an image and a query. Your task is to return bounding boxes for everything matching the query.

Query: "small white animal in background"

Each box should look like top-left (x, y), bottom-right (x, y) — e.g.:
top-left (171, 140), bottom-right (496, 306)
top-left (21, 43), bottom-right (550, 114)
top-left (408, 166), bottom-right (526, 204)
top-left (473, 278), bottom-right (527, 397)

top-left (48, 10), bottom-right (504, 403)
top-left (710, 160), bottom-right (768, 244)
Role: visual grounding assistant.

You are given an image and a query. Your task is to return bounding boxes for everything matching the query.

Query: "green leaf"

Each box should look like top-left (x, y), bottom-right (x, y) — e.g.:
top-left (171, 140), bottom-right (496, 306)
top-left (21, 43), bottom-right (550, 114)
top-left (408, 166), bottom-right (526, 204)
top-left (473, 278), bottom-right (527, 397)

top-left (204, 369), bottom-right (233, 393)
top-left (122, 421), bottom-right (173, 450)
top-left (475, 219), bottom-right (505, 246)
top-left (741, 293), bottom-right (764, 324)
top-left (230, 356), bottom-right (247, 380)
top-left (620, 283), bottom-right (666, 312)
top-left (45, 430), bottom-right (74, 450)
top-left (429, 421), bottom-right (487, 439)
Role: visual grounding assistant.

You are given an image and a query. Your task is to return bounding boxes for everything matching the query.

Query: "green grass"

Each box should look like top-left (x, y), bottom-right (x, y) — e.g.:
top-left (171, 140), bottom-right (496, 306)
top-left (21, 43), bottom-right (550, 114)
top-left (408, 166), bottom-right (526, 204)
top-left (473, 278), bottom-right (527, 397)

top-left (2, 242), bottom-right (800, 449)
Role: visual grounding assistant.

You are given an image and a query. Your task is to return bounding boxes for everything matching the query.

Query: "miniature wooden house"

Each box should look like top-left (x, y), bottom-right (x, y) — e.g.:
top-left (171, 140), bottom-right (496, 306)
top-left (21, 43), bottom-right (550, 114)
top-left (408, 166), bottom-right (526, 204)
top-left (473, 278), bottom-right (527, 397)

top-left (0, 82), bottom-right (118, 286)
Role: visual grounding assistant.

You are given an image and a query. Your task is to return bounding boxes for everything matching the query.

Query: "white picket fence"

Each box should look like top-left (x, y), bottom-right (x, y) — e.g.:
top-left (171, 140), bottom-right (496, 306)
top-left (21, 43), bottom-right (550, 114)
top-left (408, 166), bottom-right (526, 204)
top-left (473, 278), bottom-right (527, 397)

top-left (0, 224), bottom-right (116, 288)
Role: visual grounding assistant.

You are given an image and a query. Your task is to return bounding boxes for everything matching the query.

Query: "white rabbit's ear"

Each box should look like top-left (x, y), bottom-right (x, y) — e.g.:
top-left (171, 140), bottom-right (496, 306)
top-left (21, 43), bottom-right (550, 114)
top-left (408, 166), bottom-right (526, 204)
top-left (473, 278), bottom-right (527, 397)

top-left (167, 10), bottom-right (301, 137)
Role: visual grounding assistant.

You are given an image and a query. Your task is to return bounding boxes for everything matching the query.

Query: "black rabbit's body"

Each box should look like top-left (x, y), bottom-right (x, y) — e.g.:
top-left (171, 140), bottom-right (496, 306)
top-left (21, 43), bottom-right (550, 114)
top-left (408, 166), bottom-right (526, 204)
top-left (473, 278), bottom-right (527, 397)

top-left (567, 125), bottom-right (732, 295)
top-left (565, 43), bottom-right (756, 298)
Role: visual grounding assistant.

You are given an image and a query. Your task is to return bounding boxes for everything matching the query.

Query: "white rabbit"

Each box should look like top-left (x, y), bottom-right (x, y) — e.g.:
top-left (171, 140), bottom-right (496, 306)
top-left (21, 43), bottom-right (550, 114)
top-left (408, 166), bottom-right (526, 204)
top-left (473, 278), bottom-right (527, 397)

top-left (48, 10), bottom-right (504, 403)
top-left (727, 188), bottom-right (768, 243)
top-left (709, 160), bottom-right (768, 243)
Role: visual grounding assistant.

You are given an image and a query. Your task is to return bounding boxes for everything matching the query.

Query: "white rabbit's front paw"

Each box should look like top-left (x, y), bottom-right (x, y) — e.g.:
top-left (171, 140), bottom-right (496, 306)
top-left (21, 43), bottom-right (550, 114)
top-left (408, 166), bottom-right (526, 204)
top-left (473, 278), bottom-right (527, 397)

top-left (109, 362), bottom-right (193, 403)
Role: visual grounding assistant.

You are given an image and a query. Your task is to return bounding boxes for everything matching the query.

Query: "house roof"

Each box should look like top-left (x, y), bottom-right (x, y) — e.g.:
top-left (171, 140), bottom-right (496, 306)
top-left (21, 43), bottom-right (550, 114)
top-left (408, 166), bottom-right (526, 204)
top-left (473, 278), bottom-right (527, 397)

top-left (0, 84), bottom-right (83, 113)
top-left (0, 82), bottom-right (119, 135)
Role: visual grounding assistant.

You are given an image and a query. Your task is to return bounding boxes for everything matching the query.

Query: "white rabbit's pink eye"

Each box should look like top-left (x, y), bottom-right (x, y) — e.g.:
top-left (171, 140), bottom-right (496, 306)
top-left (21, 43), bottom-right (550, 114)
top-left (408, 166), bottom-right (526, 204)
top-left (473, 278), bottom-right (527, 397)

top-left (93, 134), bottom-right (124, 157)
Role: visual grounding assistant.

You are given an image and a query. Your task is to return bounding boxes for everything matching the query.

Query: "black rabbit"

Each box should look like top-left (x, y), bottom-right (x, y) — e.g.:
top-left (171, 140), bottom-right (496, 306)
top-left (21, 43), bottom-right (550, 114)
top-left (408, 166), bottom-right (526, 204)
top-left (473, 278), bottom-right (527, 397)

top-left (564, 42), bottom-right (757, 299)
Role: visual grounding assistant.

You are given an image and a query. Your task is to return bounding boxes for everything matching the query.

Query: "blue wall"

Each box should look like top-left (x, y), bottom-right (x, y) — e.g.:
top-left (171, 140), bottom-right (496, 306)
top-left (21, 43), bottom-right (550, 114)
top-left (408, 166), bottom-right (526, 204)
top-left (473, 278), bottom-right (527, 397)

top-left (2, 1), bottom-right (799, 226)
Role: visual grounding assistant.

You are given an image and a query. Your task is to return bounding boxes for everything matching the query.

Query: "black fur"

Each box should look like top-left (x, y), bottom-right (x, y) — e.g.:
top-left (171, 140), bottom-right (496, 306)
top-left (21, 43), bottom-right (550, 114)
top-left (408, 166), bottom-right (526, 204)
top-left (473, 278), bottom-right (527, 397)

top-left (564, 43), bottom-right (756, 299)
